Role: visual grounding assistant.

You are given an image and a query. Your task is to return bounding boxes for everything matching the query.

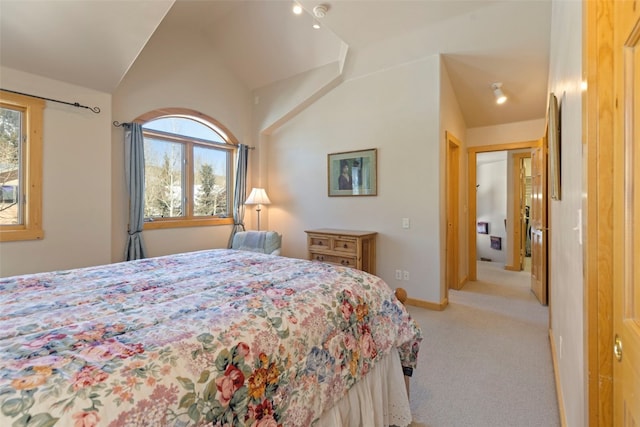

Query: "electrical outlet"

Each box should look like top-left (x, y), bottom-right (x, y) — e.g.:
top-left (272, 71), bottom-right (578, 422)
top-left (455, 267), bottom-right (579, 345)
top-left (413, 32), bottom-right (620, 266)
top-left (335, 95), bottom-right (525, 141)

top-left (395, 270), bottom-right (402, 280)
top-left (403, 270), bottom-right (410, 281)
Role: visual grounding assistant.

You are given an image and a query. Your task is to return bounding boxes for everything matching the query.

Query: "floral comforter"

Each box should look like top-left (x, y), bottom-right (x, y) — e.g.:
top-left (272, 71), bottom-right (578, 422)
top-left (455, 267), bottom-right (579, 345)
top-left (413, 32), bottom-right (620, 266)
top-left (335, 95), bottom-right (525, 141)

top-left (0, 249), bottom-right (422, 427)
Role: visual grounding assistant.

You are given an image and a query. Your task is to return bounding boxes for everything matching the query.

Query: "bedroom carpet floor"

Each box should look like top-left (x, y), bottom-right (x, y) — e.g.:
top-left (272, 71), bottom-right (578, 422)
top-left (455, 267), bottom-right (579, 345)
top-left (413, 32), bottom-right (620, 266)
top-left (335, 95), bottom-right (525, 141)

top-left (405, 261), bottom-right (559, 427)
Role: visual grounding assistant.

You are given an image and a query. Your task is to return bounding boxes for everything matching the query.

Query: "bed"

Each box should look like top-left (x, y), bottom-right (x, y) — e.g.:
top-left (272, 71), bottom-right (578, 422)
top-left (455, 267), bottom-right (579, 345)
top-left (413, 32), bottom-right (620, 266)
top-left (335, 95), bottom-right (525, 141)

top-left (0, 249), bottom-right (422, 426)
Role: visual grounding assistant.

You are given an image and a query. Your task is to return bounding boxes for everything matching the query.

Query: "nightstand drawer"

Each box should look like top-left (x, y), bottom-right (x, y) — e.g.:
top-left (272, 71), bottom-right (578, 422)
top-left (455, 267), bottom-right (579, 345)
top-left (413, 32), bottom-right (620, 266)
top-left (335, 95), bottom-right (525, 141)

top-left (332, 237), bottom-right (357, 254)
top-left (310, 252), bottom-right (357, 268)
top-left (308, 235), bottom-right (330, 251)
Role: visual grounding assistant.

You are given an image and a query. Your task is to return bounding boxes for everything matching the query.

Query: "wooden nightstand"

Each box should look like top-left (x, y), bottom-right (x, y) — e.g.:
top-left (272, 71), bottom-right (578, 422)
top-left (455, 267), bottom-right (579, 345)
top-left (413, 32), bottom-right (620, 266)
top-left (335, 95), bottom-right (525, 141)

top-left (305, 229), bottom-right (377, 275)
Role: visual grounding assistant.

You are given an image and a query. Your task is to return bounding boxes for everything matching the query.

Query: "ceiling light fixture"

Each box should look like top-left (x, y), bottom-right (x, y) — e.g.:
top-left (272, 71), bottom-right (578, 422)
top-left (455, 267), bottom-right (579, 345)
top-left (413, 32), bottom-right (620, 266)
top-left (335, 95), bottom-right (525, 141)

top-left (313, 4), bottom-right (328, 18)
top-left (292, 3), bottom-right (303, 15)
top-left (312, 20), bottom-right (321, 29)
top-left (491, 82), bottom-right (507, 105)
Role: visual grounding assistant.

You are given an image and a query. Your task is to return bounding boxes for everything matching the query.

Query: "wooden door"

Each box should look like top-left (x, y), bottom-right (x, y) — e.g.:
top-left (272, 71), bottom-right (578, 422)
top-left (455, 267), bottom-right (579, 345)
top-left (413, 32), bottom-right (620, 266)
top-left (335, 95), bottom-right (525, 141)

top-left (518, 157), bottom-right (526, 270)
top-left (530, 139), bottom-right (548, 305)
top-left (446, 132), bottom-right (461, 291)
top-left (510, 153), bottom-right (530, 271)
top-left (613, 3), bottom-right (640, 425)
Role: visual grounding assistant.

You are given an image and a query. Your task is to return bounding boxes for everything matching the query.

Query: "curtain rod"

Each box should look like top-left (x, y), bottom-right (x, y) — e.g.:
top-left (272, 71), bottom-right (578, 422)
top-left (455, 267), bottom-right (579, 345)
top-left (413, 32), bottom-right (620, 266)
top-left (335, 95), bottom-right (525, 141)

top-left (1, 88), bottom-right (101, 113)
top-left (112, 121), bottom-right (254, 149)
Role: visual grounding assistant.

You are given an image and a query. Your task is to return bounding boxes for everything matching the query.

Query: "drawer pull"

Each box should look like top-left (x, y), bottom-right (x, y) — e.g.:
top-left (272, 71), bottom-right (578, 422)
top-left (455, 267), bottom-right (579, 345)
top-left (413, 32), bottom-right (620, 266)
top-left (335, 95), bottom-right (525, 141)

top-left (318, 241), bottom-right (323, 245)
top-left (341, 260), bottom-right (350, 265)
top-left (343, 243), bottom-right (348, 248)
top-left (316, 255), bottom-right (324, 261)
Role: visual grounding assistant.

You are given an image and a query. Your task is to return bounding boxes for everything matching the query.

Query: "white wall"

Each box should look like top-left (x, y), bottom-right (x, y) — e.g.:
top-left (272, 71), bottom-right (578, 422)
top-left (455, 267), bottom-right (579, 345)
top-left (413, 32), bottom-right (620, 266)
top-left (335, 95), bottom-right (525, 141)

top-left (265, 57), bottom-right (444, 303)
top-left (111, 18), bottom-right (253, 261)
top-left (467, 118), bottom-right (545, 147)
top-left (476, 154), bottom-right (508, 264)
top-left (548, 1), bottom-right (585, 425)
top-left (0, 67), bottom-right (112, 277)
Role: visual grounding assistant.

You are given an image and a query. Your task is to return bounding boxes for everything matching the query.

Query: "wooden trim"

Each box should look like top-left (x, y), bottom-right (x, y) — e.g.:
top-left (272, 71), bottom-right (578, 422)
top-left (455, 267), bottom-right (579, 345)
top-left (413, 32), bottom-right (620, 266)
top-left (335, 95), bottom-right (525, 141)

top-left (467, 140), bottom-right (538, 281)
top-left (0, 91), bottom-right (45, 242)
top-left (459, 275), bottom-right (468, 287)
top-left (405, 297), bottom-right (448, 311)
top-left (446, 132), bottom-right (461, 293)
top-left (584, 0), bottom-right (614, 425)
top-left (134, 107), bottom-right (240, 145)
top-left (504, 265), bottom-right (520, 272)
top-left (549, 328), bottom-right (568, 427)
top-left (143, 217), bottom-right (234, 230)
top-left (131, 107), bottom-right (240, 229)
top-left (468, 140), bottom-right (538, 155)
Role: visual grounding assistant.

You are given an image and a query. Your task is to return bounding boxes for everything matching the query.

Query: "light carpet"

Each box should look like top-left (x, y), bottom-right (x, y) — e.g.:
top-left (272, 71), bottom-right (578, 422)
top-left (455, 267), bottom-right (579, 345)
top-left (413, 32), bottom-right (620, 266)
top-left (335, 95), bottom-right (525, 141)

top-left (405, 261), bottom-right (559, 427)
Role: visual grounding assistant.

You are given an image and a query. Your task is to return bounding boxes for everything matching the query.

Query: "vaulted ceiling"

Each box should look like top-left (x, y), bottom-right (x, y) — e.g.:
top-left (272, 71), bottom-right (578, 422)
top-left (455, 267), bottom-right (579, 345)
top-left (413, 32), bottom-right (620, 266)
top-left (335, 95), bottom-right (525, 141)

top-left (0, 0), bottom-right (551, 128)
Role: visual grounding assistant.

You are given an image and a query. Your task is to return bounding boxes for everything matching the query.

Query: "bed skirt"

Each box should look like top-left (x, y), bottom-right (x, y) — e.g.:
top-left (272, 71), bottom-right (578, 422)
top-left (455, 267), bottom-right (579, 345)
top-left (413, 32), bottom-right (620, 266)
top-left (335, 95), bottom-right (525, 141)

top-left (316, 348), bottom-right (412, 427)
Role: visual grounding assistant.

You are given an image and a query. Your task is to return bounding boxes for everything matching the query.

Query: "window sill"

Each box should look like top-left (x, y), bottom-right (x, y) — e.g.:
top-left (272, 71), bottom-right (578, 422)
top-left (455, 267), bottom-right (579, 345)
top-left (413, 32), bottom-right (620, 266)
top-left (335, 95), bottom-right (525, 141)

top-left (0, 228), bottom-right (44, 242)
top-left (143, 217), bottom-right (234, 230)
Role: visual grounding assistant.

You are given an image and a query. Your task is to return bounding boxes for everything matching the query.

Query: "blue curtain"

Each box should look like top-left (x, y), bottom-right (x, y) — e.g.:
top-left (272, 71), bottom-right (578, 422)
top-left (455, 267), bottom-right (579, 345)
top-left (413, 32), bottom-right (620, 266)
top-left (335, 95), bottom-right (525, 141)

top-left (124, 123), bottom-right (147, 260)
top-left (228, 144), bottom-right (249, 248)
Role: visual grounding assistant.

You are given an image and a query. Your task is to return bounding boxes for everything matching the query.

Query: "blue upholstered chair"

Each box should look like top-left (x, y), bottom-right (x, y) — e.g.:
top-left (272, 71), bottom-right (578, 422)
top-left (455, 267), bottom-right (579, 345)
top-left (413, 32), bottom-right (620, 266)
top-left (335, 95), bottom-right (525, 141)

top-left (231, 231), bottom-right (282, 256)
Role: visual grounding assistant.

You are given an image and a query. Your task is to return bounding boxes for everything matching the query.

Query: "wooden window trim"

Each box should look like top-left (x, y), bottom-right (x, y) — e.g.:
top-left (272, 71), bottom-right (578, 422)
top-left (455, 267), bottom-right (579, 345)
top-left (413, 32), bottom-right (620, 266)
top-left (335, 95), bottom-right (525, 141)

top-left (136, 108), bottom-right (238, 229)
top-left (0, 91), bottom-right (44, 242)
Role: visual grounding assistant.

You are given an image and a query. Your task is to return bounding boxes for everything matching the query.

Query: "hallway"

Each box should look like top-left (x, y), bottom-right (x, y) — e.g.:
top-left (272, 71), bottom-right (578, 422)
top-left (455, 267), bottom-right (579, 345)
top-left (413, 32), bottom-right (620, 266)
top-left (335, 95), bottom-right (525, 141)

top-left (405, 261), bottom-right (558, 426)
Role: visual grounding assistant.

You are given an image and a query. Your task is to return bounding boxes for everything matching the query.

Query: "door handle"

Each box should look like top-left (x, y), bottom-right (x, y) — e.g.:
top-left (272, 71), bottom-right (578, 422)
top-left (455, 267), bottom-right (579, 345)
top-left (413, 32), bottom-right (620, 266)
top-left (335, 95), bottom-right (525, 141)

top-left (613, 335), bottom-right (623, 362)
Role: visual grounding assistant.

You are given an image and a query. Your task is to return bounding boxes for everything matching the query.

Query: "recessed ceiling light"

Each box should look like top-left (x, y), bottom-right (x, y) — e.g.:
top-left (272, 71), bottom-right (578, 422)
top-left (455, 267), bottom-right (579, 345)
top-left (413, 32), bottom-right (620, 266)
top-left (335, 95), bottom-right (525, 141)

top-left (312, 20), bottom-right (321, 29)
top-left (292, 3), bottom-right (302, 15)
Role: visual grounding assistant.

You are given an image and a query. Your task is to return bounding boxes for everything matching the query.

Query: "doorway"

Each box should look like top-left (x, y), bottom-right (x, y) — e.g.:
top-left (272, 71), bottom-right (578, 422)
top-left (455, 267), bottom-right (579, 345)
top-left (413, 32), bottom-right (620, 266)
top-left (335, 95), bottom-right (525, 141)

top-left (467, 141), bottom-right (538, 282)
top-left (474, 150), bottom-right (531, 287)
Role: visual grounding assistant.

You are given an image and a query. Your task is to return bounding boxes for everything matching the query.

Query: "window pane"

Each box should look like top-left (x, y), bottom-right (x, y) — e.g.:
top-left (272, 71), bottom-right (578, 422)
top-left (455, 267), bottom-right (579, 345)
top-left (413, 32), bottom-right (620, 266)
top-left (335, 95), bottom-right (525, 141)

top-left (193, 145), bottom-right (228, 216)
top-left (144, 138), bottom-right (184, 218)
top-left (0, 107), bottom-right (22, 225)
top-left (144, 117), bottom-right (226, 143)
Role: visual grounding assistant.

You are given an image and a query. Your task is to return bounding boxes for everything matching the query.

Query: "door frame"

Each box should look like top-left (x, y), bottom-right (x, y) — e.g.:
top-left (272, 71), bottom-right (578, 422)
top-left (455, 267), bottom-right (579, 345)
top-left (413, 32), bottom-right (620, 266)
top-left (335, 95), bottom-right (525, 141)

top-left (584, 1), bottom-right (614, 424)
top-left (467, 140), bottom-right (538, 281)
top-left (446, 131), bottom-right (461, 294)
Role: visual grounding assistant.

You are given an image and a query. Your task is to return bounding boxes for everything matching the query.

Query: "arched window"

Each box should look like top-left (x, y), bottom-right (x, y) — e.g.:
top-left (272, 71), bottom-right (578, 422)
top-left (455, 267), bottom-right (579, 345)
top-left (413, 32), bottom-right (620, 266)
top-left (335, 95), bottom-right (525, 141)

top-left (137, 109), bottom-right (237, 229)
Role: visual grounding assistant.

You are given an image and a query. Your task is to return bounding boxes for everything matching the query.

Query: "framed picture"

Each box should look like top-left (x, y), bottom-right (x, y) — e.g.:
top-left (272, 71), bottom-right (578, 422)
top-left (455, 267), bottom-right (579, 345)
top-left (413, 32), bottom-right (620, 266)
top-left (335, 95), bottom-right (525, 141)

top-left (477, 222), bottom-right (489, 234)
top-left (548, 92), bottom-right (561, 200)
top-left (328, 148), bottom-right (377, 196)
top-left (490, 236), bottom-right (502, 250)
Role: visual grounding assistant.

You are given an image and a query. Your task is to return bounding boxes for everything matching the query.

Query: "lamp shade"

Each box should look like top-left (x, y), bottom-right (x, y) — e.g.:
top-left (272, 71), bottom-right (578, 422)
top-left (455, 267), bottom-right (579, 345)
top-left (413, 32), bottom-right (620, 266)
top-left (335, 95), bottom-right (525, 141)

top-left (245, 188), bottom-right (271, 205)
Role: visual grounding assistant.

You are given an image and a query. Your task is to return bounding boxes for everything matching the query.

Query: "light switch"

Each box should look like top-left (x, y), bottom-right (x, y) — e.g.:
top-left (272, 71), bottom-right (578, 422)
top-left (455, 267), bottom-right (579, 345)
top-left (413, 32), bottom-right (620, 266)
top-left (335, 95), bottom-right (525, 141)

top-left (402, 218), bottom-right (410, 229)
top-left (576, 209), bottom-right (582, 245)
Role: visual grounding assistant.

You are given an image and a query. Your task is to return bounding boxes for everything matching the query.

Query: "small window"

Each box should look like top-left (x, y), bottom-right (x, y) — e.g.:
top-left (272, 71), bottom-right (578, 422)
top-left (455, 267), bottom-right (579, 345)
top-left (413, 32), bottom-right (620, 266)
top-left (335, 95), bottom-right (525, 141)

top-left (0, 91), bottom-right (44, 241)
top-left (140, 111), bottom-right (236, 229)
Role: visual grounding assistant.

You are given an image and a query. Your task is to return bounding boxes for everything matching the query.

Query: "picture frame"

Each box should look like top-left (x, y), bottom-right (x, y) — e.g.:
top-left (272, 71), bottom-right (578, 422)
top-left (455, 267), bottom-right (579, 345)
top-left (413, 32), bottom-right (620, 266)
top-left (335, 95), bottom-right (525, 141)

top-left (477, 222), bottom-right (489, 234)
top-left (328, 148), bottom-right (377, 196)
top-left (490, 236), bottom-right (502, 251)
top-left (548, 92), bottom-right (561, 200)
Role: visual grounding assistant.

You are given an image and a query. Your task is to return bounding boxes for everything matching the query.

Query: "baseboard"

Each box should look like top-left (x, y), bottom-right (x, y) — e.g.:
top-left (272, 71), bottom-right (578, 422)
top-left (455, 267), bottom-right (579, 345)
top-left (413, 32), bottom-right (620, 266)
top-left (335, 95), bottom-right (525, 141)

top-left (459, 275), bottom-right (468, 287)
top-left (504, 265), bottom-right (520, 271)
top-left (549, 328), bottom-right (568, 427)
top-left (405, 297), bottom-right (448, 311)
